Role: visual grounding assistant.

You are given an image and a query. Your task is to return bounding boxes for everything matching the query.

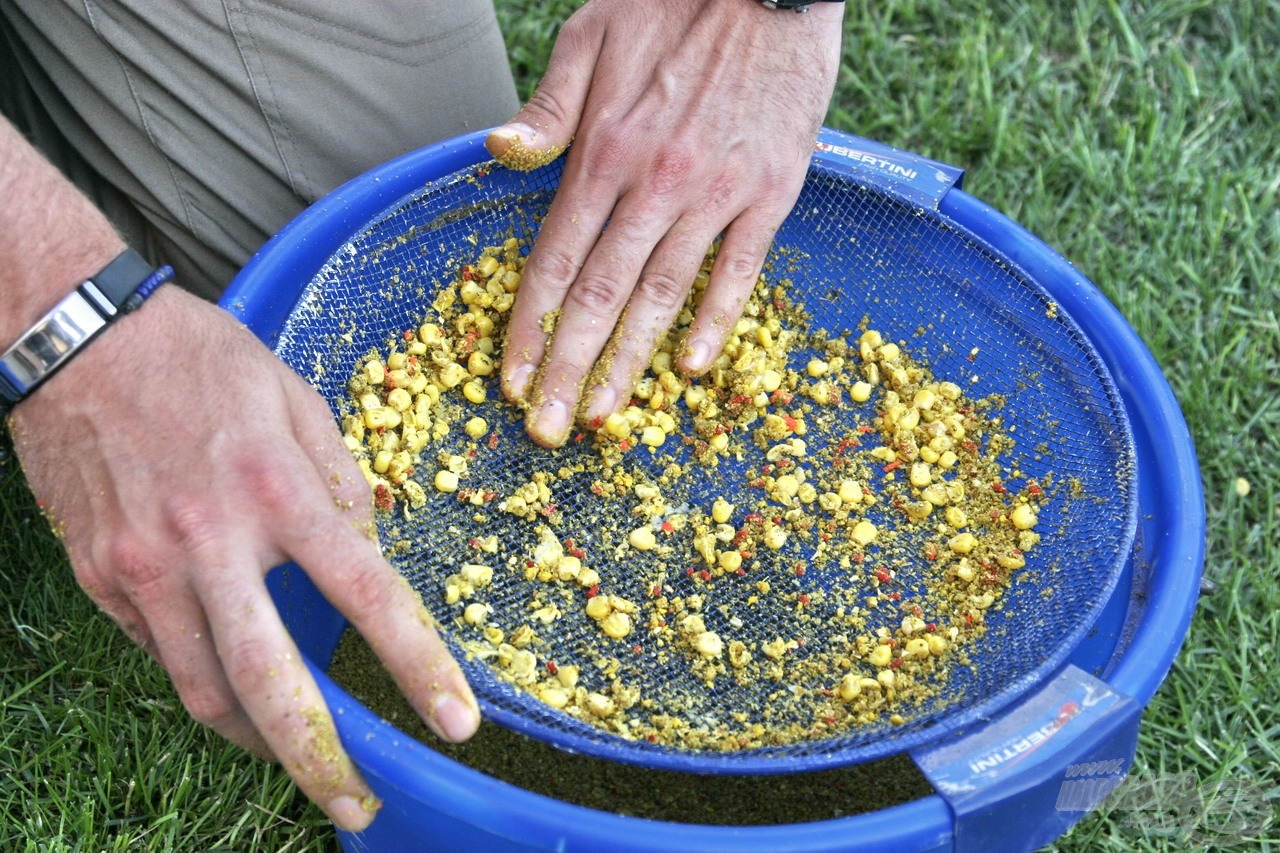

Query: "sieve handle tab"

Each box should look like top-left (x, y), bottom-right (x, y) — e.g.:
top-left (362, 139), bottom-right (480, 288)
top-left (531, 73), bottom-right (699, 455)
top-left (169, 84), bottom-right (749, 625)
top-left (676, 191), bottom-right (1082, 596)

top-left (911, 664), bottom-right (1141, 853)
top-left (813, 127), bottom-right (965, 210)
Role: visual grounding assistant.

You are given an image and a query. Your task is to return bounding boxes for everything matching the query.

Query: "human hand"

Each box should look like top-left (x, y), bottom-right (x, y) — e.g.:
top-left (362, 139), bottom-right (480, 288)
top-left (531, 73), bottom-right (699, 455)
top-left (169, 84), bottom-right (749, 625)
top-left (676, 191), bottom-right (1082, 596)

top-left (487, 0), bottom-right (843, 447)
top-left (7, 286), bottom-right (479, 831)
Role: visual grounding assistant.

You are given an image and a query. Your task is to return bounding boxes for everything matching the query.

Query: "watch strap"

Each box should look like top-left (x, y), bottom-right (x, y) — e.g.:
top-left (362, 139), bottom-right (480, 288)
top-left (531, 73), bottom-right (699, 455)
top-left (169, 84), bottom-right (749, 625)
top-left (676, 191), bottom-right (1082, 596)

top-left (1, 249), bottom-right (172, 415)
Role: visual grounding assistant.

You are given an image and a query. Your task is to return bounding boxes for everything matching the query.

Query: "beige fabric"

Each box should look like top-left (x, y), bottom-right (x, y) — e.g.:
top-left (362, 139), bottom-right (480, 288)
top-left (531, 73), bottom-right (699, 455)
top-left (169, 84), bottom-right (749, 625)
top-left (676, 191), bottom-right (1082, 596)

top-left (1, 0), bottom-right (518, 298)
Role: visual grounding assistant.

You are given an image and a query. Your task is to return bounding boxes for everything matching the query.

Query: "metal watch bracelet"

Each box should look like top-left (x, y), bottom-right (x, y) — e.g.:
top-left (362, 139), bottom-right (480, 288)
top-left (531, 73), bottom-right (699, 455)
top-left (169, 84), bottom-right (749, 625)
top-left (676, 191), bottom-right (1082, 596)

top-left (0, 248), bottom-right (172, 416)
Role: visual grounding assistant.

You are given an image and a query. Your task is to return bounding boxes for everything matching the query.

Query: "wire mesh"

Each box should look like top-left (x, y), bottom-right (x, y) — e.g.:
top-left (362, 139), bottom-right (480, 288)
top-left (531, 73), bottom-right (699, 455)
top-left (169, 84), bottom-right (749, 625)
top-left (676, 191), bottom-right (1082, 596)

top-left (273, 155), bottom-right (1136, 774)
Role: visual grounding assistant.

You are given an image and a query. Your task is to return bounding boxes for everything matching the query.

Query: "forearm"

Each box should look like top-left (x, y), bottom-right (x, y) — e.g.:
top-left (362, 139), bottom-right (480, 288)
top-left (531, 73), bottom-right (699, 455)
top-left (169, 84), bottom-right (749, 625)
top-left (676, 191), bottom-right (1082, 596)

top-left (0, 115), bottom-right (125, 345)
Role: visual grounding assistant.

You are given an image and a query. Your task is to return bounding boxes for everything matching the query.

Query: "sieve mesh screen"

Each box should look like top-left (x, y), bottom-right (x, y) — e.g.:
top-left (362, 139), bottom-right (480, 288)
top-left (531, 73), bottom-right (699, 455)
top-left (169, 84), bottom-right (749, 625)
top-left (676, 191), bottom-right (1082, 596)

top-left (273, 154), bottom-right (1135, 774)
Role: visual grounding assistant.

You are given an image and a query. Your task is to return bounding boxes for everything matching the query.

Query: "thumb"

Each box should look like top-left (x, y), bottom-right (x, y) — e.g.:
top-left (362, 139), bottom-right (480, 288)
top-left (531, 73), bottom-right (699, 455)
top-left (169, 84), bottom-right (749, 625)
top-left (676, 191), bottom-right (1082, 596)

top-left (485, 19), bottom-right (598, 170)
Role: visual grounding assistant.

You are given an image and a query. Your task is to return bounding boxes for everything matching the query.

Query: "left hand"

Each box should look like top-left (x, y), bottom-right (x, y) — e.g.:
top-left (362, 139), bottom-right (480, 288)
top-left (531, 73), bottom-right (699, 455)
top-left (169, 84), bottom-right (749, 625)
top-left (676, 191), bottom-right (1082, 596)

top-left (487, 0), bottom-right (844, 447)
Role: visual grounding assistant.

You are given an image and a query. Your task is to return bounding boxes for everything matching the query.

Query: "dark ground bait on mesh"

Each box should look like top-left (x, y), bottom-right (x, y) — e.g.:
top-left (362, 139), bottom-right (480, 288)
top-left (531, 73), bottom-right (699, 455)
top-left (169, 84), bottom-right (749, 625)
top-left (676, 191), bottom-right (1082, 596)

top-left (328, 629), bottom-right (933, 826)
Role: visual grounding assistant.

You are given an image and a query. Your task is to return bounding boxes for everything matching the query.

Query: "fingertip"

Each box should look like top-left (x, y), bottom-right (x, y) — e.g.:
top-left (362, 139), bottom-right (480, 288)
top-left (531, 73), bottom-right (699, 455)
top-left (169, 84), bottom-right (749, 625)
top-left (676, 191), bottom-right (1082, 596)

top-left (677, 338), bottom-right (715, 376)
top-left (485, 122), bottom-right (567, 172)
top-left (329, 793), bottom-right (382, 832)
top-left (502, 361), bottom-right (535, 402)
top-left (527, 398), bottom-right (573, 448)
top-left (433, 692), bottom-right (481, 743)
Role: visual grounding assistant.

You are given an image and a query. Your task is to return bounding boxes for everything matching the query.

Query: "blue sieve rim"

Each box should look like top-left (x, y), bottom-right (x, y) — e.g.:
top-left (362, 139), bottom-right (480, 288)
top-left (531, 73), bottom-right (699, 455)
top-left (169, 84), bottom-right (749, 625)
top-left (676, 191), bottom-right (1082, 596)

top-left (226, 127), bottom-right (1140, 774)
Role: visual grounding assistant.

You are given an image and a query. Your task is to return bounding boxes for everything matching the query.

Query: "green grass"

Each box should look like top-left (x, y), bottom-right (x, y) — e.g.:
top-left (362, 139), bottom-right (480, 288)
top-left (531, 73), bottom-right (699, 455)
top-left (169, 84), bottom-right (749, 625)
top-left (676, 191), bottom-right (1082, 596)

top-left (3, 0), bottom-right (1277, 849)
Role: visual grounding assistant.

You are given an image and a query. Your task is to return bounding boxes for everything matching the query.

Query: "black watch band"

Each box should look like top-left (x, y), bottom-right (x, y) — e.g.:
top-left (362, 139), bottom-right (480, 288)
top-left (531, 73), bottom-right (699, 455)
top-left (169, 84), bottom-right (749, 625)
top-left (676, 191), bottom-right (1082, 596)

top-left (1, 248), bottom-right (172, 417)
top-left (758, 0), bottom-right (844, 11)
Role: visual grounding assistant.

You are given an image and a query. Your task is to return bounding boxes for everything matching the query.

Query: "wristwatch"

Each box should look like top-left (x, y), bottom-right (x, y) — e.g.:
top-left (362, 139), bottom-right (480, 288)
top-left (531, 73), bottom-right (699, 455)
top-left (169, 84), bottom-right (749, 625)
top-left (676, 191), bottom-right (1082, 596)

top-left (0, 248), bottom-right (172, 417)
top-left (757, 0), bottom-right (844, 11)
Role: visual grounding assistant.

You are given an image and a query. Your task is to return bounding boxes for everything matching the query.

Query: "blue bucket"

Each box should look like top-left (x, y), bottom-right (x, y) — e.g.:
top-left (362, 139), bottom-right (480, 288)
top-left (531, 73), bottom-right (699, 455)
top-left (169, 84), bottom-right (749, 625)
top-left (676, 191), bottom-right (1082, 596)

top-left (222, 128), bottom-right (1204, 852)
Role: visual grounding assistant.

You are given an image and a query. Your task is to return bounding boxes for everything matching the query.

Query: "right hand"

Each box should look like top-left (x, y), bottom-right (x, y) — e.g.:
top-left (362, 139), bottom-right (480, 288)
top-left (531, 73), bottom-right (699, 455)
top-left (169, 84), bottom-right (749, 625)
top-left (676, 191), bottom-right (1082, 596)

top-left (8, 285), bottom-right (479, 831)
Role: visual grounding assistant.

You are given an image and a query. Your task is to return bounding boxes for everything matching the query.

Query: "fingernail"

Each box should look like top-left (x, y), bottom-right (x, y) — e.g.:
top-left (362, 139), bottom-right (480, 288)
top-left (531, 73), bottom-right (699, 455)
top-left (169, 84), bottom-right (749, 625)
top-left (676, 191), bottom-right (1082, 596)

top-left (329, 793), bottom-right (380, 832)
top-left (496, 122), bottom-right (537, 144)
top-left (434, 692), bottom-right (480, 742)
top-left (530, 399), bottom-right (573, 447)
top-left (682, 340), bottom-right (713, 374)
top-left (505, 362), bottom-right (534, 400)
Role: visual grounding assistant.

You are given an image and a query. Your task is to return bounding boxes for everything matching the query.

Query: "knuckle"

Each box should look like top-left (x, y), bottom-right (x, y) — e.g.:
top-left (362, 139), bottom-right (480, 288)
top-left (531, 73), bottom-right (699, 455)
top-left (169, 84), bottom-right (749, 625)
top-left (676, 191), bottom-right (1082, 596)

top-left (178, 683), bottom-right (240, 730)
top-left (525, 246), bottom-right (581, 292)
top-left (103, 536), bottom-right (170, 596)
top-left (163, 497), bottom-right (225, 556)
top-left (340, 566), bottom-right (400, 620)
top-left (566, 273), bottom-right (628, 316)
top-left (577, 129), bottom-right (629, 183)
top-left (635, 271), bottom-right (689, 312)
top-left (221, 635), bottom-right (276, 691)
top-left (645, 146), bottom-right (697, 198)
top-left (715, 249), bottom-right (767, 283)
top-left (522, 86), bottom-right (573, 130)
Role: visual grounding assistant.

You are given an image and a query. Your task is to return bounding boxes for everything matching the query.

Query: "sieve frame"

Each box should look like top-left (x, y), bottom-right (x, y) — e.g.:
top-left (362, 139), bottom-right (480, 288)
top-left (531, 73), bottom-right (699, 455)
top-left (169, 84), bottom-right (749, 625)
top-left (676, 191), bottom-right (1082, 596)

top-left (225, 127), bottom-right (1139, 775)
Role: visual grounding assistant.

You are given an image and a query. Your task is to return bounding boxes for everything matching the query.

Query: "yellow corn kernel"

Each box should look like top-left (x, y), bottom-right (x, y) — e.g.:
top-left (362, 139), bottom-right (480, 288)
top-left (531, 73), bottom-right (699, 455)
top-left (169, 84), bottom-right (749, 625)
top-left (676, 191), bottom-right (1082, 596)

top-left (838, 673), bottom-right (862, 701)
top-left (600, 612), bottom-right (633, 639)
top-left (640, 425), bottom-right (666, 447)
top-left (867, 643), bottom-right (893, 668)
top-left (852, 519), bottom-right (878, 545)
top-left (386, 387), bottom-right (412, 412)
top-left (717, 549), bottom-right (743, 573)
top-left (434, 469), bottom-right (460, 493)
top-left (463, 602), bottom-right (490, 626)
top-left (584, 595), bottom-right (613, 621)
top-left (628, 526), bottom-right (657, 551)
top-left (949, 532), bottom-right (978, 554)
top-left (909, 462), bottom-right (932, 488)
top-left (465, 416), bottom-right (488, 439)
top-left (462, 379), bottom-right (487, 404)
top-left (467, 351), bottom-right (495, 377)
top-left (694, 631), bottom-right (724, 658)
top-left (364, 360), bottom-right (386, 385)
top-left (1010, 503), bottom-right (1038, 530)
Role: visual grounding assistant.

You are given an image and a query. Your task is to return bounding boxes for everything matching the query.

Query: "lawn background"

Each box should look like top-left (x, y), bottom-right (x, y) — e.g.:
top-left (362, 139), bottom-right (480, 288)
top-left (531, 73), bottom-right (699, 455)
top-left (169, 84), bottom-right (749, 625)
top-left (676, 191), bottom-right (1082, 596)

top-left (2, 1), bottom-right (1276, 849)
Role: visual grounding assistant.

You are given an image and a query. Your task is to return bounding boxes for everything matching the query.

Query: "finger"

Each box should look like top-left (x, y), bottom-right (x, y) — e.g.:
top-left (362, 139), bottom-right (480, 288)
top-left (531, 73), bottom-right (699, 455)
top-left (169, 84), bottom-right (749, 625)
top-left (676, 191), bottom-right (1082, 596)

top-left (83, 529), bottom-right (272, 757)
top-left (498, 158), bottom-right (620, 405)
top-left (144, 588), bottom-right (273, 759)
top-left (484, 9), bottom-right (599, 168)
top-left (273, 400), bottom-right (481, 744)
top-left (580, 220), bottom-right (722, 424)
top-left (678, 211), bottom-right (784, 376)
top-left (523, 194), bottom-right (678, 446)
top-left (193, 541), bottom-right (378, 832)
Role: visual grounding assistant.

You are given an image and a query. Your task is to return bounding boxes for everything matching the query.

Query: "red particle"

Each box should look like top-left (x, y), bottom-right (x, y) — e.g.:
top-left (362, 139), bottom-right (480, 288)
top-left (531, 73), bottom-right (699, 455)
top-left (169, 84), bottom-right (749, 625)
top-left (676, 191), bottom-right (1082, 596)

top-left (588, 415), bottom-right (604, 430)
top-left (402, 329), bottom-right (415, 341)
top-left (883, 459), bottom-right (902, 472)
top-left (487, 433), bottom-right (500, 450)
top-left (467, 537), bottom-right (483, 550)
top-left (632, 645), bottom-right (643, 655)
top-left (875, 568), bottom-right (892, 584)
top-left (573, 432), bottom-right (586, 443)
top-left (992, 481), bottom-right (1007, 494)
top-left (619, 439), bottom-right (632, 451)
top-left (926, 622), bottom-right (937, 633)
top-left (735, 568), bottom-right (746, 576)
top-left (783, 415), bottom-right (799, 432)
top-left (699, 570), bottom-right (711, 582)
top-left (650, 585), bottom-right (662, 598)
top-left (460, 266), bottom-right (474, 280)
top-left (889, 657), bottom-right (904, 669)
top-left (798, 594), bottom-right (811, 606)
top-left (546, 661), bottom-right (558, 675)
top-left (586, 584), bottom-right (600, 598)
top-left (794, 565), bottom-right (806, 576)
top-left (889, 591), bottom-right (902, 601)
top-left (660, 520), bottom-right (675, 534)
